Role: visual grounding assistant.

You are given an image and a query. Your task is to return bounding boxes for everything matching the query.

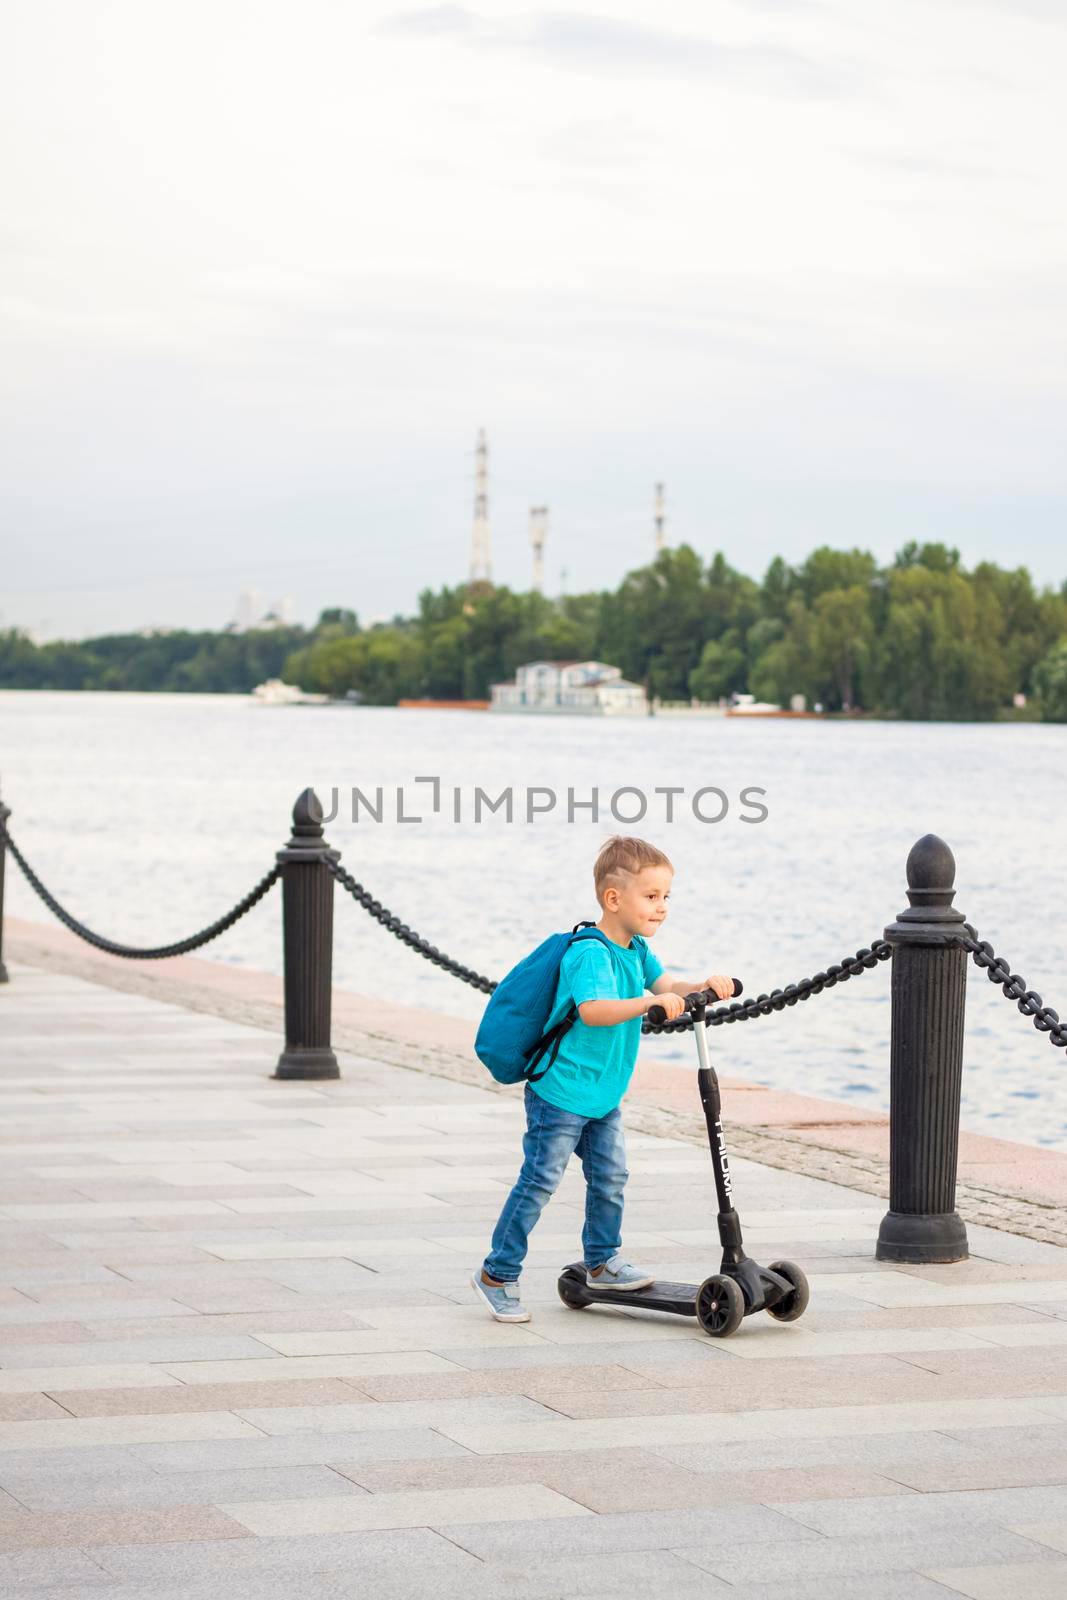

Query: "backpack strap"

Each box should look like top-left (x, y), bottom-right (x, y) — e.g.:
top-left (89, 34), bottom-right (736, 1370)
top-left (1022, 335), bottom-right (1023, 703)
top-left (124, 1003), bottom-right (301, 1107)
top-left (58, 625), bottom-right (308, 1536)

top-left (523, 1007), bottom-right (578, 1082)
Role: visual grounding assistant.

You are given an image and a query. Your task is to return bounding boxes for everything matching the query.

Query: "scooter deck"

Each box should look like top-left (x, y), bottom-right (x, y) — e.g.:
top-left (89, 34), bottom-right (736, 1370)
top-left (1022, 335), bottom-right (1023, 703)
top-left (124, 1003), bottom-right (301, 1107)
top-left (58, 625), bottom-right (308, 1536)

top-left (558, 1263), bottom-right (696, 1317)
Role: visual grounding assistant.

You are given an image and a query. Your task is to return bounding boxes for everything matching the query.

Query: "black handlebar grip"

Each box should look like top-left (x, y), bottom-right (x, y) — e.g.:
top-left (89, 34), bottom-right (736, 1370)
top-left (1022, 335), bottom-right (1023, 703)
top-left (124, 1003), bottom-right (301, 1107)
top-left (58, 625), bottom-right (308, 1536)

top-left (646, 978), bottom-right (744, 1027)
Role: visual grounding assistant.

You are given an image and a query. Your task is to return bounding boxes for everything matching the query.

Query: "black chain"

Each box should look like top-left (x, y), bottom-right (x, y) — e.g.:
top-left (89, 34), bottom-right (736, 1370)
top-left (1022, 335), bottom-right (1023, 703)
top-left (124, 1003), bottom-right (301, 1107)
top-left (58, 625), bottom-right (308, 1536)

top-left (1, 825), bottom-right (280, 960)
top-left (327, 858), bottom-right (893, 1028)
top-left (12, 815), bottom-right (1061, 1063)
top-left (954, 933), bottom-right (1067, 1051)
top-left (326, 858), bottom-right (497, 994)
top-left (642, 941), bottom-right (894, 1034)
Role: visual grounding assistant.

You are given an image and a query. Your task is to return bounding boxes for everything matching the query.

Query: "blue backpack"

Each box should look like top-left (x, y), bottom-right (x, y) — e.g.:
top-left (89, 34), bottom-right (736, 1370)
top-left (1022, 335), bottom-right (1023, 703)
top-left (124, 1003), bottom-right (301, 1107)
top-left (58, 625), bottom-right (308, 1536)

top-left (475, 922), bottom-right (611, 1085)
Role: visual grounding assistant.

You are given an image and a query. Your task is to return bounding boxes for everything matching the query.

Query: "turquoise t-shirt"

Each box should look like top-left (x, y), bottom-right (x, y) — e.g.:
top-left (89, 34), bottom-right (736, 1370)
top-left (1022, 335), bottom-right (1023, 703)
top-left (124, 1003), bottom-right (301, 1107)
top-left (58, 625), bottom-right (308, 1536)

top-left (532, 932), bottom-right (665, 1119)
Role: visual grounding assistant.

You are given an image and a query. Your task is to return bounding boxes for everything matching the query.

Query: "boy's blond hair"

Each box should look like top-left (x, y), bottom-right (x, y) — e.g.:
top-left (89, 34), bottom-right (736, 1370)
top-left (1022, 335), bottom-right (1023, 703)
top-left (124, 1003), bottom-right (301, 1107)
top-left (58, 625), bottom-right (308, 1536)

top-left (593, 835), bottom-right (673, 906)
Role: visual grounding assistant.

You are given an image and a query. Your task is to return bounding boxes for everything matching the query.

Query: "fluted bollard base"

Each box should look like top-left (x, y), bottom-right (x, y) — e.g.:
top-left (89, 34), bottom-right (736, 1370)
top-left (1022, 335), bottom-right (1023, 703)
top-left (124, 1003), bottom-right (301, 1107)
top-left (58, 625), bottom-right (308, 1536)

top-left (274, 1045), bottom-right (339, 1081)
top-left (272, 788), bottom-right (340, 1083)
top-left (876, 834), bottom-right (970, 1265)
top-left (877, 1208), bottom-right (968, 1264)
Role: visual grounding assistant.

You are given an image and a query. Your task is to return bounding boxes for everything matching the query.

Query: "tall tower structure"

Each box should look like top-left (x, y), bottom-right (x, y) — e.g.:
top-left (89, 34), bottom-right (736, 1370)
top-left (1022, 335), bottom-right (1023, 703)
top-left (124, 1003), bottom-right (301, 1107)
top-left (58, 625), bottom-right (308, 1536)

top-left (529, 505), bottom-right (548, 593)
top-left (654, 482), bottom-right (666, 554)
top-left (469, 428), bottom-right (492, 582)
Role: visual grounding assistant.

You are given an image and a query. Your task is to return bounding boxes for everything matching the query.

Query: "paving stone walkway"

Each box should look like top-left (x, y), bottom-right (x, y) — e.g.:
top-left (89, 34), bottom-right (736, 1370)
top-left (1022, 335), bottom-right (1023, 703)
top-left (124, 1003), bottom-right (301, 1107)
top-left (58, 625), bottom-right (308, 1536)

top-left (2, 961), bottom-right (1067, 1599)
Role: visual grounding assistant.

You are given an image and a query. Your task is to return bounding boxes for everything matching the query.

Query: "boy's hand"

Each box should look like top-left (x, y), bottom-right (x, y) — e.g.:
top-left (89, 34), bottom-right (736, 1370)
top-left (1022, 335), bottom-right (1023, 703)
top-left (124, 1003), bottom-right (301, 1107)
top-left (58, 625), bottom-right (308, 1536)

top-left (700, 975), bottom-right (735, 1001)
top-left (647, 991), bottom-right (686, 1021)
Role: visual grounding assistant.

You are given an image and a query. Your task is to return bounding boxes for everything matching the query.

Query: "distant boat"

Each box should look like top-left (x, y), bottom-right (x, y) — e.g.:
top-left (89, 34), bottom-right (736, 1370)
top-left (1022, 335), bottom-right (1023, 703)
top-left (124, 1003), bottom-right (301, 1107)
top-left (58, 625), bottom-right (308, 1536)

top-left (727, 693), bottom-right (818, 718)
top-left (249, 679), bottom-right (329, 707)
top-left (727, 693), bottom-right (782, 716)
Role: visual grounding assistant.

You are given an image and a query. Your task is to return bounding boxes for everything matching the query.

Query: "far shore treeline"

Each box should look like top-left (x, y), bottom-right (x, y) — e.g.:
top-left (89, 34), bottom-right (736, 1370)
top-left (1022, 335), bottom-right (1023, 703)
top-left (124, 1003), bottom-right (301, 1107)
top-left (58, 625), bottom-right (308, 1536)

top-left (5, 543), bottom-right (1067, 721)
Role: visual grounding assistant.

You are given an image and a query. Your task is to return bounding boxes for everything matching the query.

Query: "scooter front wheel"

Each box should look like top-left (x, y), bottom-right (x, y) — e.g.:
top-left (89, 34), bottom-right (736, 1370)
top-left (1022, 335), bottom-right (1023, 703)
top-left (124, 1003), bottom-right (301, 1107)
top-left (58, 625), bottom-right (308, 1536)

top-left (696, 1273), bottom-right (745, 1337)
top-left (765, 1259), bottom-right (810, 1322)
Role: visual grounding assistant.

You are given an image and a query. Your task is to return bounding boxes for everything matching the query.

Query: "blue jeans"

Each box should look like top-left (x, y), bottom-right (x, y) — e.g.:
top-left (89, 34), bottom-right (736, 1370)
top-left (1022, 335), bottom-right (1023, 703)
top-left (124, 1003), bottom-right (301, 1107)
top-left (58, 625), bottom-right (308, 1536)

top-left (483, 1085), bottom-right (628, 1283)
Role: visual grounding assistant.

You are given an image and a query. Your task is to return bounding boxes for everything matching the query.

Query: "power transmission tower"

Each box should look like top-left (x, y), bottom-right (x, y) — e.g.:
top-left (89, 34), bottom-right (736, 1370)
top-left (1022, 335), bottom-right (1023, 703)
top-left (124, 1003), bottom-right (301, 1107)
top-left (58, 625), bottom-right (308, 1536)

top-left (529, 505), bottom-right (548, 593)
top-left (469, 428), bottom-right (492, 582)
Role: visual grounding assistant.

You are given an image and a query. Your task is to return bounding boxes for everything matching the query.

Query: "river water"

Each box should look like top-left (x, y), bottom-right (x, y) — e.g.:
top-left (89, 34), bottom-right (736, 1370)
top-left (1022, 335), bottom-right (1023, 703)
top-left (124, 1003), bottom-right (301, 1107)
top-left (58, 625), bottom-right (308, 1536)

top-left (2, 690), bottom-right (1065, 1149)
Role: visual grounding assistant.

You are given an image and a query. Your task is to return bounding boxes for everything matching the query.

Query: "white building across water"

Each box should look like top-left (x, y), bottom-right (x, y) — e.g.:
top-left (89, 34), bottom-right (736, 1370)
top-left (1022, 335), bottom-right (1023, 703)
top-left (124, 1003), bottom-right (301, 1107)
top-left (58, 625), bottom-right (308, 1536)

top-left (490, 660), bottom-right (648, 716)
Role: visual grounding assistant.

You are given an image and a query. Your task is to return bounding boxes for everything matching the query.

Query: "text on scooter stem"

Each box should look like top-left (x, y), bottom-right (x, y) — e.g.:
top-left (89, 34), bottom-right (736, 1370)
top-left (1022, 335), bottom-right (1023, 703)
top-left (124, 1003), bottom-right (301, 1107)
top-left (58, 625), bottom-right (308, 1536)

top-left (715, 1119), bottom-right (732, 1195)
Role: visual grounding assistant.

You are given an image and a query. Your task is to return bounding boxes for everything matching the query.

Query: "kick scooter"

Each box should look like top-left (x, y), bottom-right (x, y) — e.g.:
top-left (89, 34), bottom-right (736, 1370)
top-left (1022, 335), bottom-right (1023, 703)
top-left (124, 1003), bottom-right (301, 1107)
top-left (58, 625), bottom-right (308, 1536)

top-left (557, 982), bottom-right (810, 1337)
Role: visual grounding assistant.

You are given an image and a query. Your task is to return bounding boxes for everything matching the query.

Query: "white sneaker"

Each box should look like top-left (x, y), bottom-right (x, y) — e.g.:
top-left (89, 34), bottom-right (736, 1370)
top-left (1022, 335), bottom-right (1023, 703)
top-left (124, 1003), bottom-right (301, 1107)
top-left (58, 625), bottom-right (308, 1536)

top-left (586, 1254), bottom-right (655, 1291)
top-left (471, 1271), bottom-right (531, 1322)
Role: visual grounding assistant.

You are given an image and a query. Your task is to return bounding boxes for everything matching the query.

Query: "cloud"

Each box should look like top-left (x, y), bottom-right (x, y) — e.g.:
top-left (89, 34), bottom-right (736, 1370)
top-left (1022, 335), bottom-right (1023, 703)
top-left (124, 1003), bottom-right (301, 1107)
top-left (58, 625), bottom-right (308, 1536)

top-left (378, 7), bottom-right (856, 98)
top-left (847, 148), bottom-right (1018, 182)
top-left (380, 2), bottom-right (477, 34)
top-left (966, 0), bottom-right (1067, 21)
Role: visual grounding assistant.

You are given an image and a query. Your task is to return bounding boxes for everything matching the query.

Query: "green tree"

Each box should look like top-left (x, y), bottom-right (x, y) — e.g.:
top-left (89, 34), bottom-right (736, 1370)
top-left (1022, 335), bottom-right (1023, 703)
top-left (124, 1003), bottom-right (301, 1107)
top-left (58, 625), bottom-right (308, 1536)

top-left (795, 546), bottom-right (878, 606)
top-left (598, 545), bottom-right (711, 699)
top-left (6, 541), bottom-right (1067, 720)
top-left (417, 613), bottom-right (469, 698)
top-left (705, 552), bottom-right (760, 641)
top-left (971, 563), bottom-right (1065, 695)
top-left (871, 567), bottom-right (1009, 719)
top-left (894, 541), bottom-right (961, 574)
top-left (812, 586), bottom-right (874, 710)
top-left (1035, 640), bottom-right (1067, 721)
top-left (285, 628), bottom-right (422, 703)
top-left (759, 557), bottom-right (795, 622)
top-left (314, 608), bottom-right (359, 641)
top-left (749, 599), bottom-right (817, 707)
top-left (460, 587), bottom-right (536, 698)
top-left (688, 630), bottom-right (745, 701)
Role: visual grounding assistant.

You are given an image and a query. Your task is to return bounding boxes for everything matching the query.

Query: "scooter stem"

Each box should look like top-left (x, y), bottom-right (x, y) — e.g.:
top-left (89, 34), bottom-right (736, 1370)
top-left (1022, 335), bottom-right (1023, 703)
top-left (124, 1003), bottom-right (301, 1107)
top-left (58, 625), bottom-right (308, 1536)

top-left (692, 1000), bottom-right (747, 1268)
top-left (692, 1009), bottom-right (713, 1075)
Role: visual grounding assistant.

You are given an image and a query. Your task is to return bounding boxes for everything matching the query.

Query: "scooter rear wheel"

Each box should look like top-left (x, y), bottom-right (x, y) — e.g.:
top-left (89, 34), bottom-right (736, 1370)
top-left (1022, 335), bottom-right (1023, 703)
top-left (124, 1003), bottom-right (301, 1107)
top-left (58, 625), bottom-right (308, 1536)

top-left (765, 1259), bottom-right (810, 1322)
top-left (696, 1273), bottom-right (745, 1337)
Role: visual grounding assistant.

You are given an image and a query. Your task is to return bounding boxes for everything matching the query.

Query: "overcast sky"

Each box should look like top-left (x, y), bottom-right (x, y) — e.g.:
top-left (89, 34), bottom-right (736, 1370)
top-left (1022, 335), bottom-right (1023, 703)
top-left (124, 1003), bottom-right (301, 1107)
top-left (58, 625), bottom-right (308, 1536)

top-left (3, 0), bottom-right (1066, 639)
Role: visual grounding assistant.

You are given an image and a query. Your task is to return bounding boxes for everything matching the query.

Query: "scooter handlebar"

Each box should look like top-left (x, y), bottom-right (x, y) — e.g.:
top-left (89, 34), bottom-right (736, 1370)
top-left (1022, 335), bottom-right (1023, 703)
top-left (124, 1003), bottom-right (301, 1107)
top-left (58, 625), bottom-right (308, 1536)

top-left (646, 979), bottom-right (744, 1027)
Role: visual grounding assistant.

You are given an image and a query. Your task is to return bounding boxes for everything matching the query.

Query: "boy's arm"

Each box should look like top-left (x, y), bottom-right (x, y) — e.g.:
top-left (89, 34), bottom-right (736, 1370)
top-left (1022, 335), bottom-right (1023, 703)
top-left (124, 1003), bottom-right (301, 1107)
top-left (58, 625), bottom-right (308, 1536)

top-left (651, 973), bottom-right (735, 1001)
top-left (578, 995), bottom-right (667, 1026)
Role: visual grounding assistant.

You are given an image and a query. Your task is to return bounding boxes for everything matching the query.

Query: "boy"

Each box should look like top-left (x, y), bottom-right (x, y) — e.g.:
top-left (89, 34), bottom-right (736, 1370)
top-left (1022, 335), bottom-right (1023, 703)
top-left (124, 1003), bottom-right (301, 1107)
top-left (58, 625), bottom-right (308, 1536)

top-left (472, 835), bottom-right (734, 1322)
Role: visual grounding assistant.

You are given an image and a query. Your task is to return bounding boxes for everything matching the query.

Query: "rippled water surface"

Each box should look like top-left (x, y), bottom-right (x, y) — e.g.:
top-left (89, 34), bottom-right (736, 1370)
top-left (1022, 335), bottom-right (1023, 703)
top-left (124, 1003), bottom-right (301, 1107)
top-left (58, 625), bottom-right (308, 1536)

top-left (2, 691), bottom-right (1066, 1148)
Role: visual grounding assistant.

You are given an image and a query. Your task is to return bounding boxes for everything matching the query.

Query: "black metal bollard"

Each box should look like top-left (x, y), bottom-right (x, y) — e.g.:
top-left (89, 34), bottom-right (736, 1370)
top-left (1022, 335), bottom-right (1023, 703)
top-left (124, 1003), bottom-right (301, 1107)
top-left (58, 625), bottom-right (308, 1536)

top-left (273, 788), bottom-right (340, 1081)
top-left (0, 785), bottom-right (10, 984)
top-left (876, 834), bottom-right (969, 1263)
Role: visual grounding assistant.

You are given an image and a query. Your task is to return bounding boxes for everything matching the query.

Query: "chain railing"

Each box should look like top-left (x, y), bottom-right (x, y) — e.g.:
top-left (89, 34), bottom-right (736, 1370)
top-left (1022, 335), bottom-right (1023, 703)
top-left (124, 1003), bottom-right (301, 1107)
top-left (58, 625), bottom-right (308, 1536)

top-left (642, 941), bottom-right (894, 1033)
top-left (8, 788), bottom-right (1067, 1263)
top-left (322, 832), bottom-right (1067, 1269)
top-left (954, 933), bottom-right (1067, 1052)
top-left (325, 858), bottom-right (496, 994)
top-left (7, 799), bottom-right (1065, 1072)
top-left (326, 849), bottom-right (896, 1031)
top-left (0, 823), bottom-right (279, 960)
top-left (5, 789), bottom-right (1067, 1265)
top-left (325, 863), bottom-right (1067, 1070)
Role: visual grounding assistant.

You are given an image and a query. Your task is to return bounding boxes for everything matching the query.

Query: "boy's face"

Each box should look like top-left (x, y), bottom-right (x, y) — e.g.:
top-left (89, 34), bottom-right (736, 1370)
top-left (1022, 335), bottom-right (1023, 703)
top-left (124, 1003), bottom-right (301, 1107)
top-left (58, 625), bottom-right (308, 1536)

top-left (604, 865), bottom-right (673, 937)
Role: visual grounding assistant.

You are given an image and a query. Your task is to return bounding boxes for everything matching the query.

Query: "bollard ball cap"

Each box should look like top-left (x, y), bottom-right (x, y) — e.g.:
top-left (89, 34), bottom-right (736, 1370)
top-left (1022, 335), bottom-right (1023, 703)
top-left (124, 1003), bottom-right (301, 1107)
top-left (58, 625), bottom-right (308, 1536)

top-left (292, 788), bottom-right (324, 832)
top-left (277, 787), bottom-right (339, 861)
top-left (887, 832), bottom-right (966, 938)
top-left (906, 834), bottom-right (956, 893)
